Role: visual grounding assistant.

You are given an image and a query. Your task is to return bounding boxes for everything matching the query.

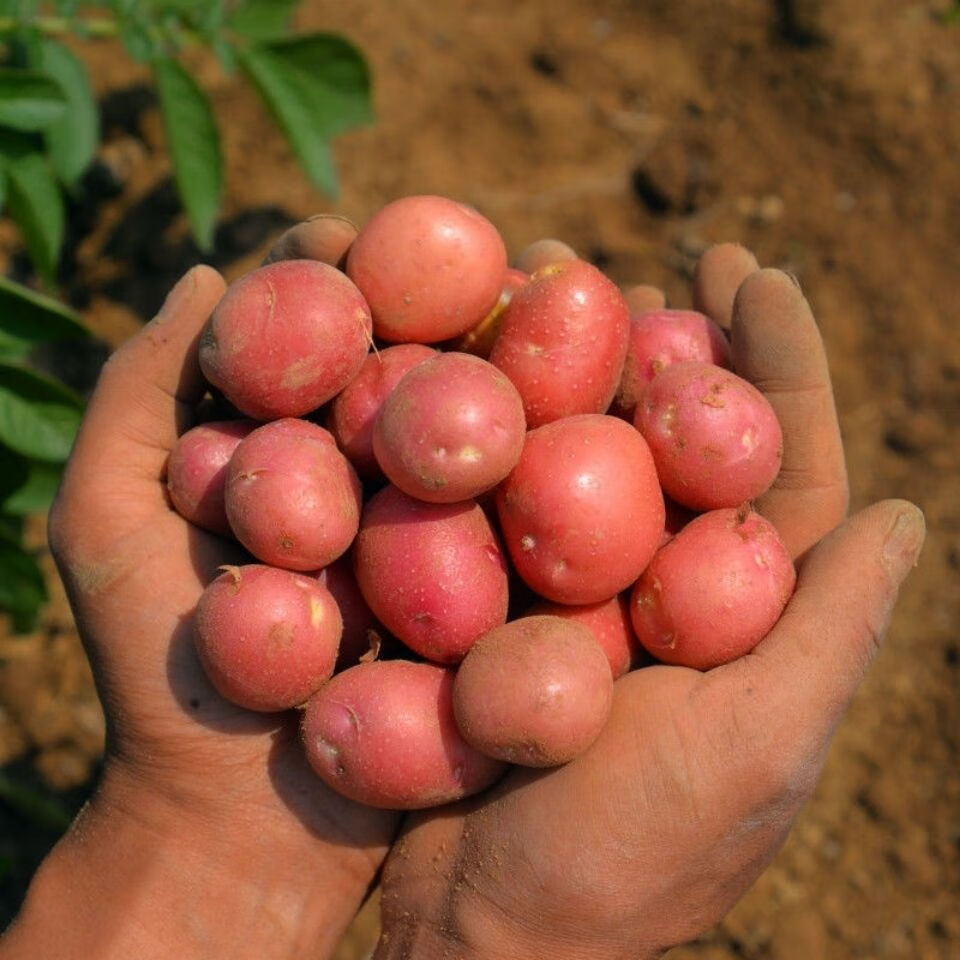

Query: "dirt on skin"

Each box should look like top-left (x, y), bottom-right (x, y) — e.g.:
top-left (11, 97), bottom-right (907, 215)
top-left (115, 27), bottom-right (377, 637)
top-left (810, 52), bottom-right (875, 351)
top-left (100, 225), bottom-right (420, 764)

top-left (1, 1), bottom-right (958, 957)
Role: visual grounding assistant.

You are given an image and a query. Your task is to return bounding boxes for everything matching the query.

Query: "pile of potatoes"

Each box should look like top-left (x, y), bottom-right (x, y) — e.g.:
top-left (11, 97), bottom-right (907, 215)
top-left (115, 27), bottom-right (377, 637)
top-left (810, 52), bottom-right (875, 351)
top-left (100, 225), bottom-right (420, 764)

top-left (170, 196), bottom-right (796, 810)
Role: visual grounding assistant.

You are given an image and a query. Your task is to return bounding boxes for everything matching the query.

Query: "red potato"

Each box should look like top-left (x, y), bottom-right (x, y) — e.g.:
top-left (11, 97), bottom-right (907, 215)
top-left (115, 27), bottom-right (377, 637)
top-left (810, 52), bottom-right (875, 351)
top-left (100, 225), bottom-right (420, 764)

top-left (630, 507), bottom-right (796, 670)
top-left (453, 616), bottom-right (614, 767)
top-left (614, 309), bottom-right (732, 420)
top-left (199, 260), bottom-right (372, 420)
top-left (635, 361), bottom-right (784, 511)
top-left (315, 556), bottom-right (383, 671)
top-left (497, 414), bottom-right (665, 605)
top-left (302, 660), bottom-right (505, 809)
top-left (528, 593), bottom-right (638, 679)
top-left (194, 565), bottom-right (341, 711)
top-left (346, 195), bottom-right (507, 343)
top-left (225, 419), bottom-right (362, 571)
top-left (328, 343), bottom-right (437, 479)
top-left (167, 419), bottom-right (257, 534)
top-left (373, 352), bottom-right (526, 503)
top-left (353, 486), bottom-right (509, 663)
top-left (448, 267), bottom-right (528, 358)
top-left (489, 259), bottom-right (630, 428)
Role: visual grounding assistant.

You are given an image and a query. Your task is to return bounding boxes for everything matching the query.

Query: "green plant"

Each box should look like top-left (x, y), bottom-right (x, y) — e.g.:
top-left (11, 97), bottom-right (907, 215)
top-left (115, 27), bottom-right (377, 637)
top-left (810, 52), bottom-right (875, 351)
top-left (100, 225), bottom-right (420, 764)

top-left (0, 0), bottom-right (373, 631)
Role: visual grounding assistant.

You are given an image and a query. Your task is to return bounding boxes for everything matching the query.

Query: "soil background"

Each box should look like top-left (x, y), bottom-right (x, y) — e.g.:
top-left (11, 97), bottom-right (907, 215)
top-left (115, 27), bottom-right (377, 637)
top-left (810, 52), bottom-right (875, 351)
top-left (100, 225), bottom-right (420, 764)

top-left (1, 1), bottom-right (958, 958)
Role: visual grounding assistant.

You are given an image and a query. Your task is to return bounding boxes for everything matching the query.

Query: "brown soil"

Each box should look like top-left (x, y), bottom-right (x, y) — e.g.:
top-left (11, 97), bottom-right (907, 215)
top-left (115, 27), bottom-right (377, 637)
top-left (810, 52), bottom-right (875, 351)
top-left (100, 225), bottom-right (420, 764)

top-left (1, 1), bottom-right (958, 957)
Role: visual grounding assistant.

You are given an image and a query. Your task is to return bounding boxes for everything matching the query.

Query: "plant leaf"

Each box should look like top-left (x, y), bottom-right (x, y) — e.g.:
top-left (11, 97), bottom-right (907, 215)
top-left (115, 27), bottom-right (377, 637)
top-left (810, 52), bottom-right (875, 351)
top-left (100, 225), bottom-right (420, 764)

top-left (227, 0), bottom-right (298, 41)
top-left (0, 275), bottom-right (89, 361)
top-left (4, 151), bottom-right (65, 283)
top-left (0, 530), bottom-right (46, 633)
top-left (0, 361), bottom-right (83, 461)
top-left (0, 68), bottom-right (67, 131)
top-left (239, 34), bottom-right (373, 195)
top-left (0, 452), bottom-right (62, 514)
top-left (37, 39), bottom-right (99, 185)
top-left (153, 56), bottom-right (222, 251)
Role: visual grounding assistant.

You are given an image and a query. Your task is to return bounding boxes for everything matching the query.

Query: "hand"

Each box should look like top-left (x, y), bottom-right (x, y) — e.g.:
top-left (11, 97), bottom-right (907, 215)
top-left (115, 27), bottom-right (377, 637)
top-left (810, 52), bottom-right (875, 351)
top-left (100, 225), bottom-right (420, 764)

top-left (372, 245), bottom-right (925, 960)
top-left (3, 219), bottom-right (397, 960)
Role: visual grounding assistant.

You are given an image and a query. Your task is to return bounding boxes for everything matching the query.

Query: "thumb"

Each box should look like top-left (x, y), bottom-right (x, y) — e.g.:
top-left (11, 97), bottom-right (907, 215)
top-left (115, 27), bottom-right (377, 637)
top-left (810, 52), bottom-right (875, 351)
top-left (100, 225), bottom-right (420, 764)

top-left (734, 499), bottom-right (925, 743)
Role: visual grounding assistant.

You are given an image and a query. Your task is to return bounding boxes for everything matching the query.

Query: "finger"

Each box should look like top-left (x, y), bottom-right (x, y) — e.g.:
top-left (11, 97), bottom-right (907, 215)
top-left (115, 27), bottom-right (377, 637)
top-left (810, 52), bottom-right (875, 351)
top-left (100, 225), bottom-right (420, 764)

top-left (59, 265), bottom-right (226, 514)
top-left (623, 284), bottom-right (666, 314)
top-left (731, 500), bottom-right (924, 751)
top-left (263, 215), bottom-right (358, 268)
top-left (515, 238), bottom-right (577, 274)
top-left (692, 243), bottom-right (759, 329)
top-left (731, 269), bottom-right (848, 557)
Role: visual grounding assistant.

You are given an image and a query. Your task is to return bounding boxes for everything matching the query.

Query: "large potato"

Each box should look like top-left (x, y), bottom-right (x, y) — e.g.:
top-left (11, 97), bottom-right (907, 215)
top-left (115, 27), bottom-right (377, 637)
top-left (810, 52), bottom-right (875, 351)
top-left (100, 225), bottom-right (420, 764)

top-left (301, 660), bottom-right (505, 809)
top-left (453, 616), bottom-right (614, 767)
top-left (489, 259), bottom-right (629, 427)
top-left (199, 260), bottom-right (372, 420)
top-left (353, 485), bottom-right (509, 662)
top-left (497, 414), bottom-right (665, 604)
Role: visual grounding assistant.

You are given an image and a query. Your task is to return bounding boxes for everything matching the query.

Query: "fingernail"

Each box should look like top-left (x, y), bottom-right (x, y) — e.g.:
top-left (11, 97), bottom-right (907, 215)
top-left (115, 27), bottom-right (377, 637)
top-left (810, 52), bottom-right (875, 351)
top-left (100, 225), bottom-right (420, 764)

top-left (307, 213), bottom-right (358, 230)
top-left (152, 267), bottom-right (199, 326)
top-left (882, 506), bottom-right (926, 580)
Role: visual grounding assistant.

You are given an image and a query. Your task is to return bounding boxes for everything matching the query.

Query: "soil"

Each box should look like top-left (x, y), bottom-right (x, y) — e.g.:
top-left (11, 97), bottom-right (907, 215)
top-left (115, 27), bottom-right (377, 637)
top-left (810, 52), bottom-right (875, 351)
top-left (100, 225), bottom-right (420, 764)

top-left (1, 0), bottom-right (958, 957)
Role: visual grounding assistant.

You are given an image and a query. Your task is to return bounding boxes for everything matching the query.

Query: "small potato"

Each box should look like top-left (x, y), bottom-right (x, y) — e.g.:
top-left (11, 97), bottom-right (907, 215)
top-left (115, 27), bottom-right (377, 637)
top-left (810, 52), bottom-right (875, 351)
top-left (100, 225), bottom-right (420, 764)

top-left (167, 419), bottom-right (257, 534)
top-left (346, 196), bottom-right (507, 343)
top-left (635, 361), bottom-right (783, 511)
top-left (528, 594), bottom-right (638, 679)
top-left (497, 414), bottom-right (665, 604)
top-left (194, 564), bottom-right (341, 711)
top-left (630, 507), bottom-right (796, 669)
top-left (489, 259), bottom-right (629, 427)
top-left (225, 419), bottom-right (362, 570)
top-left (353, 485), bottom-right (509, 663)
top-left (614, 309), bottom-right (732, 421)
top-left (301, 660), bottom-right (505, 809)
top-left (199, 260), bottom-right (372, 420)
top-left (315, 556), bottom-right (384, 671)
top-left (453, 616), bottom-right (614, 767)
top-left (328, 343), bottom-right (437, 479)
top-left (373, 352), bottom-right (526, 503)
top-left (447, 267), bottom-right (528, 359)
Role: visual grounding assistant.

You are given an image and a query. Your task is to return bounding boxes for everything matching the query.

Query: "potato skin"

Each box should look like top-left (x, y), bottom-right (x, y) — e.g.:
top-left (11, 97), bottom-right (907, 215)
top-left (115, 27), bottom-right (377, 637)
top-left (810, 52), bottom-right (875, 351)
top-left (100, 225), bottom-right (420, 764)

top-left (614, 309), bottom-right (732, 421)
top-left (167, 419), bottom-right (257, 534)
top-left (497, 414), bottom-right (665, 604)
top-left (225, 419), bottom-right (362, 571)
top-left (489, 259), bottom-right (629, 428)
top-left (301, 660), bottom-right (505, 809)
top-left (353, 486), bottom-right (509, 663)
top-left (199, 260), bottom-right (372, 420)
top-left (194, 564), bottom-right (341, 711)
top-left (528, 593), bottom-right (638, 679)
top-left (373, 352), bottom-right (526, 503)
top-left (346, 196), bottom-right (507, 343)
top-left (453, 616), bottom-right (614, 767)
top-left (634, 361), bottom-right (783, 511)
top-left (447, 267), bottom-right (528, 359)
top-left (328, 343), bottom-right (436, 479)
top-left (315, 556), bottom-right (383, 671)
top-left (630, 507), bottom-right (796, 669)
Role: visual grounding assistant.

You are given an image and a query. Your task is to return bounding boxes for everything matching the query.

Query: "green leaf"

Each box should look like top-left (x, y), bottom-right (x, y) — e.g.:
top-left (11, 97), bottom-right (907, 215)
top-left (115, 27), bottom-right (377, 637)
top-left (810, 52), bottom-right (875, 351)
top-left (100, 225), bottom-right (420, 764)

top-left (0, 361), bottom-right (83, 461)
top-left (0, 531), bottom-right (46, 633)
top-left (4, 151), bottom-right (65, 283)
top-left (0, 450), bottom-right (62, 514)
top-left (153, 56), bottom-right (222, 251)
top-left (0, 68), bottom-right (67, 132)
top-left (38, 39), bottom-right (99, 184)
top-left (0, 275), bottom-right (89, 361)
top-left (227, 0), bottom-right (298, 41)
top-left (239, 35), bottom-right (373, 195)
top-left (120, 20), bottom-right (157, 63)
